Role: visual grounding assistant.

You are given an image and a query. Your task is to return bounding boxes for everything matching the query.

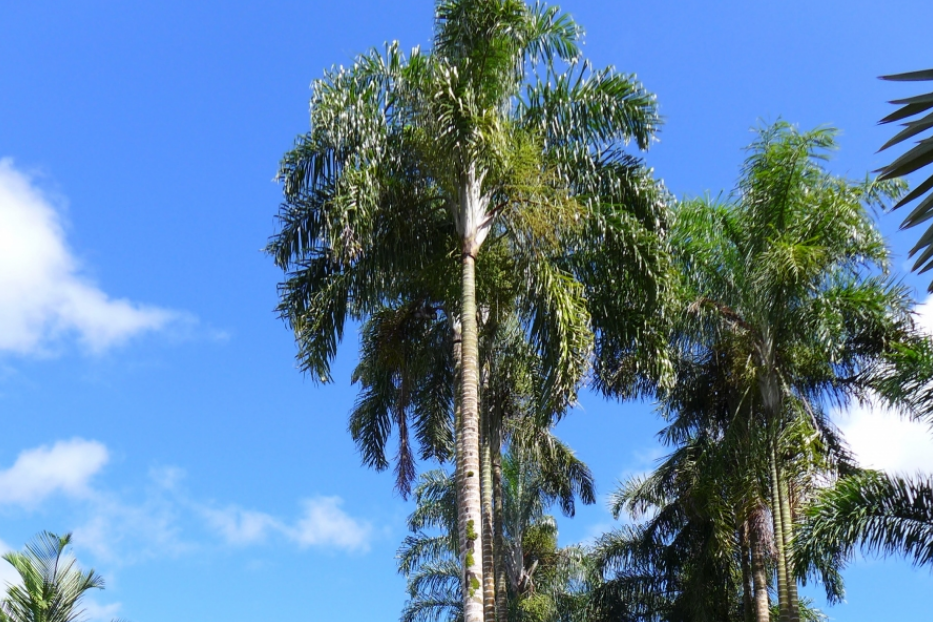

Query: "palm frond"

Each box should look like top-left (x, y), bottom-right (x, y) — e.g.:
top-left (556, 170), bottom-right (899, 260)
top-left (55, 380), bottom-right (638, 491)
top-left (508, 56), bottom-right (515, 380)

top-left (878, 69), bottom-right (933, 285)
top-left (795, 471), bottom-right (933, 572)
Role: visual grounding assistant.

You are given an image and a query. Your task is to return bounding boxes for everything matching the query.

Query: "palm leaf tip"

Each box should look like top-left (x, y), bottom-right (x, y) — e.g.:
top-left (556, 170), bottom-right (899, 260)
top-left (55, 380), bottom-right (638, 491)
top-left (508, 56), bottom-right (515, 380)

top-left (880, 69), bottom-right (933, 82)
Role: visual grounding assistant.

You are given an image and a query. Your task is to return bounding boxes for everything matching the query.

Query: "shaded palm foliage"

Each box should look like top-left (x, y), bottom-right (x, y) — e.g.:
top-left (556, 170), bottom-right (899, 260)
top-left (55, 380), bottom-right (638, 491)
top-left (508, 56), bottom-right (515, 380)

top-left (602, 121), bottom-right (918, 622)
top-left (591, 447), bottom-right (748, 622)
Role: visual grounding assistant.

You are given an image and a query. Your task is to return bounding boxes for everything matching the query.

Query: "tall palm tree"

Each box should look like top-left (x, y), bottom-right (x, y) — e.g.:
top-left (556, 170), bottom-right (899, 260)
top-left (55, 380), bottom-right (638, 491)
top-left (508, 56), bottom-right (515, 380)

top-left (268, 3), bottom-right (668, 620)
top-left (0, 532), bottom-right (116, 622)
top-left (878, 69), bottom-right (933, 288)
top-left (665, 121), bottom-right (914, 622)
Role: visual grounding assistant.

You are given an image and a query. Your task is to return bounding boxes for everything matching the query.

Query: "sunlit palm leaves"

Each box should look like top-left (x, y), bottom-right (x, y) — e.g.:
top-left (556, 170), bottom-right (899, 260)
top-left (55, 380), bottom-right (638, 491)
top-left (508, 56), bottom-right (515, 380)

top-left (0, 532), bottom-right (112, 622)
top-left (399, 447), bottom-right (593, 622)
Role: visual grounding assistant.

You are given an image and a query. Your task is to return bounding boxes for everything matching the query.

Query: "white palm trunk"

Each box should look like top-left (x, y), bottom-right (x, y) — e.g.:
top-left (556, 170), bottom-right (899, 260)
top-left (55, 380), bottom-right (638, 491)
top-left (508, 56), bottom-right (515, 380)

top-left (456, 165), bottom-right (492, 622)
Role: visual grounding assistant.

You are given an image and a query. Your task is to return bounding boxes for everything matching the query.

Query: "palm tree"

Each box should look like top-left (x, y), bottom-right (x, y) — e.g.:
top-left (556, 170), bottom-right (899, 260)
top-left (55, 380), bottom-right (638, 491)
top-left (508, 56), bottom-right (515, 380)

top-left (664, 121), bottom-right (914, 622)
top-left (268, 3), bottom-right (668, 620)
top-left (878, 69), bottom-right (933, 288)
top-left (591, 398), bottom-right (847, 622)
top-left (0, 532), bottom-right (115, 622)
top-left (591, 442), bottom-right (747, 622)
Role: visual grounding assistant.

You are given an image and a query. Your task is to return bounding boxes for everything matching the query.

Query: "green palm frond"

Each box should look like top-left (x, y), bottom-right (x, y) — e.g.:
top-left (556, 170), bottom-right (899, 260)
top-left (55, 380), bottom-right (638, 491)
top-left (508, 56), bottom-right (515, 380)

top-left (511, 426), bottom-right (595, 517)
top-left (400, 442), bottom-right (595, 622)
top-left (878, 69), bottom-right (933, 286)
top-left (521, 61), bottom-right (659, 155)
top-left (402, 592), bottom-right (463, 622)
top-left (795, 471), bottom-right (933, 572)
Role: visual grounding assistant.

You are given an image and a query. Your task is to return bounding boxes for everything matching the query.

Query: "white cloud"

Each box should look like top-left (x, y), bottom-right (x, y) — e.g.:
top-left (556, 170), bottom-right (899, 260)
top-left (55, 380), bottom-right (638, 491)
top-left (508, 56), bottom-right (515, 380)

top-left (913, 294), bottom-right (933, 336)
top-left (70, 466), bottom-right (191, 564)
top-left (290, 497), bottom-right (372, 552)
top-left (0, 158), bottom-right (179, 355)
top-left (0, 437), bottom-right (372, 563)
top-left (149, 465), bottom-right (186, 490)
top-left (835, 398), bottom-right (933, 475)
top-left (0, 439), bottom-right (108, 507)
top-left (72, 495), bottom-right (189, 564)
top-left (832, 293), bottom-right (933, 475)
top-left (201, 497), bottom-right (373, 552)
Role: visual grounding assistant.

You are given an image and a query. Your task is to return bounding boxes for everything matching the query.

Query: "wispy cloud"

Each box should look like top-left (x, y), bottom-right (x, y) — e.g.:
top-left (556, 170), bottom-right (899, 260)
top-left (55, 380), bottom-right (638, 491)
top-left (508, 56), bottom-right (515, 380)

top-left (201, 506), bottom-right (281, 546)
top-left (81, 598), bottom-right (122, 622)
top-left (0, 438), bottom-right (108, 507)
top-left (0, 158), bottom-right (182, 355)
top-left (0, 437), bottom-right (374, 563)
top-left (71, 489), bottom-right (190, 564)
top-left (291, 497), bottom-right (372, 551)
top-left (200, 497), bottom-right (373, 553)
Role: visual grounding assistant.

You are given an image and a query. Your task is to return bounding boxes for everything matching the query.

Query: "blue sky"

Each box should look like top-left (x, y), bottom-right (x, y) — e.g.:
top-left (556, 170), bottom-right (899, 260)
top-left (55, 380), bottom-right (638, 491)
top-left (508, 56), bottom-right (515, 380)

top-left (1, 1), bottom-right (931, 620)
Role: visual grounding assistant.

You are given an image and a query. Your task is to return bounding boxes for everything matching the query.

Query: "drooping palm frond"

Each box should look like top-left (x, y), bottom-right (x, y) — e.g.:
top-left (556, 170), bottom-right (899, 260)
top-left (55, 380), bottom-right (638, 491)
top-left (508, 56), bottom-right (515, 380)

top-left (878, 69), bottom-right (933, 286)
top-left (795, 471), bottom-right (933, 572)
top-left (350, 304), bottom-right (456, 497)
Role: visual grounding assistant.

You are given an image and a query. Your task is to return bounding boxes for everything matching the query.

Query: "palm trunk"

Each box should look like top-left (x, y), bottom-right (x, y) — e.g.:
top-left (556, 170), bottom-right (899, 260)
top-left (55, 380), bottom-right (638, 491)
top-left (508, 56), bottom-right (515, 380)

top-left (739, 522), bottom-right (754, 622)
top-left (458, 252), bottom-right (485, 622)
top-left (481, 406), bottom-right (497, 622)
top-left (492, 425), bottom-right (508, 622)
top-left (769, 449), bottom-right (790, 622)
top-left (778, 476), bottom-right (800, 622)
top-left (749, 509), bottom-right (771, 622)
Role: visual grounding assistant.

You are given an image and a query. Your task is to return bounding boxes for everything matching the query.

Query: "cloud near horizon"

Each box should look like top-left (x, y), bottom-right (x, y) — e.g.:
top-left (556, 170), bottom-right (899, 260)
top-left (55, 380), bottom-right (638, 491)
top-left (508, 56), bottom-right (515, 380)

top-left (0, 158), bottom-right (180, 355)
top-left (0, 437), bottom-right (374, 561)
